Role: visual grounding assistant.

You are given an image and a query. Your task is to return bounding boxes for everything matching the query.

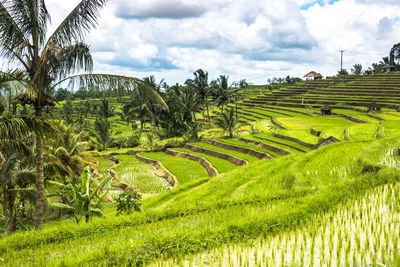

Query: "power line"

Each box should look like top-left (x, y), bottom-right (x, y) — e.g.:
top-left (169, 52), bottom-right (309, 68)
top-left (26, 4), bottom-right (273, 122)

top-left (346, 50), bottom-right (387, 56)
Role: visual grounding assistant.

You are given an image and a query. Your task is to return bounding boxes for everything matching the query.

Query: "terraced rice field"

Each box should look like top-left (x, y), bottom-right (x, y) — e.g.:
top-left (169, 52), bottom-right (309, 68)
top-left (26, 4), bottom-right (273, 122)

top-left (114, 155), bottom-right (170, 193)
top-left (6, 73), bottom-right (400, 266)
top-left (155, 182), bottom-right (400, 266)
top-left (139, 152), bottom-right (209, 184)
top-left (172, 148), bottom-right (237, 173)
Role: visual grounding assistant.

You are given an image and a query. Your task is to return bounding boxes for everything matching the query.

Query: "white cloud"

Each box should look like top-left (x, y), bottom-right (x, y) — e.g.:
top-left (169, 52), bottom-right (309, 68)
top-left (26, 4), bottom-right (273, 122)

top-left (2, 0), bottom-right (400, 85)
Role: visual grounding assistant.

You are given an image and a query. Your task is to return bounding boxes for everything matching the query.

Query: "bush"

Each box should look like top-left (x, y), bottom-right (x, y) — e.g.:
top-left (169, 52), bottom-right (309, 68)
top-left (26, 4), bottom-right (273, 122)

top-left (116, 191), bottom-right (142, 215)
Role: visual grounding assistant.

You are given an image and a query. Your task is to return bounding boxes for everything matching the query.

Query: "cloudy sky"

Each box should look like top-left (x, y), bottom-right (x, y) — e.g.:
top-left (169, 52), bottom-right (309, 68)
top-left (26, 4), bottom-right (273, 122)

top-left (5, 0), bottom-right (400, 85)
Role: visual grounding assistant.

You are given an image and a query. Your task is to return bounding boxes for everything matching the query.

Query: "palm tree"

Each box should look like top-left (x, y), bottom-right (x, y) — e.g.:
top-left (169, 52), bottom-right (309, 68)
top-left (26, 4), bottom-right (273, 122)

top-left (186, 69), bottom-right (211, 124)
top-left (1, 151), bottom-right (36, 233)
top-left (214, 108), bottom-right (245, 138)
top-left (123, 94), bottom-right (152, 135)
top-left (92, 118), bottom-right (121, 151)
top-left (350, 64), bottom-right (363, 75)
top-left (99, 98), bottom-right (115, 120)
top-left (0, 0), bottom-right (165, 229)
top-left (379, 56), bottom-right (389, 66)
top-left (46, 121), bottom-right (90, 180)
top-left (212, 75), bottom-right (238, 116)
top-left (178, 86), bottom-right (200, 122)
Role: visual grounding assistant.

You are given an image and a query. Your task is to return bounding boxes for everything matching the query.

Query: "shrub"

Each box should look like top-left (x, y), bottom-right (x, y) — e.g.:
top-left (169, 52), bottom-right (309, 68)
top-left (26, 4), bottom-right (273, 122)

top-left (116, 191), bottom-right (142, 215)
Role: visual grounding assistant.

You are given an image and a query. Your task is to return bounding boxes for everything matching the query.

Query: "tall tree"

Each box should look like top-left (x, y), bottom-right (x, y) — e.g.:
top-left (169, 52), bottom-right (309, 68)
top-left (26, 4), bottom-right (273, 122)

top-left (0, 0), bottom-right (165, 229)
top-left (214, 108), bottom-right (244, 138)
top-left (186, 69), bottom-right (210, 125)
top-left (178, 86), bottom-right (200, 122)
top-left (211, 75), bottom-right (237, 116)
top-left (350, 64), bottom-right (363, 75)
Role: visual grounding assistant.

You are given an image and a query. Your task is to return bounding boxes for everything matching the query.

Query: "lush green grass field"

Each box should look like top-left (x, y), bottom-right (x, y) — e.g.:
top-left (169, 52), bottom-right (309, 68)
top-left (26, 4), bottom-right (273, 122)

top-left (5, 75), bottom-right (400, 266)
top-left (2, 138), bottom-right (399, 265)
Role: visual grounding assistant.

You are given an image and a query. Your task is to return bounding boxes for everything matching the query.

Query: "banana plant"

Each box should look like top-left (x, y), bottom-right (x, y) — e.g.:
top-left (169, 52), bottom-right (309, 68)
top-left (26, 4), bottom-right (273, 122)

top-left (49, 167), bottom-right (110, 224)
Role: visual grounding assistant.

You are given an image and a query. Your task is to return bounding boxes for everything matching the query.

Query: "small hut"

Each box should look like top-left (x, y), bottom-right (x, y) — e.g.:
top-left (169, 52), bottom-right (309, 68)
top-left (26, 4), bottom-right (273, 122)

top-left (320, 104), bottom-right (332, 115)
top-left (304, 71), bottom-right (323, 80)
top-left (367, 102), bottom-right (381, 113)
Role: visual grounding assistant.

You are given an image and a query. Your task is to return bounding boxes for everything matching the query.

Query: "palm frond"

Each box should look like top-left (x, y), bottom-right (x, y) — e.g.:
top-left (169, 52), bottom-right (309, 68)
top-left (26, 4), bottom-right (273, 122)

top-left (55, 42), bottom-right (93, 79)
top-left (50, 202), bottom-right (74, 210)
top-left (54, 73), bottom-right (168, 109)
top-left (0, 116), bottom-right (28, 140)
top-left (11, 0), bottom-right (50, 46)
top-left (15, 169), bottom-right (36, 184)
top-left (47, 0), bottom-right (107, 47)
top-left (0, 1), bottom-right (29, 59)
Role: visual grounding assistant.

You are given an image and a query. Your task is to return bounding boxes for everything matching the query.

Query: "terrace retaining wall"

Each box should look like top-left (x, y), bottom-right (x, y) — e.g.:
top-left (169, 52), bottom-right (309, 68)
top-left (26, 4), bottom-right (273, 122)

top-left (238, 138), bottom-right (291, 155)
top-left (166, 149), bottom-right (219, 177)
top-left (135, 154), bottom-right (178, 188)
top-left (254, 136), bottom-right (307, 153)
top-left (211, 140), bottom-right (271, 160)
top-left (185, 144), bottom-right (247, 166)
top-left (272, 133), bottom-right (314, 148)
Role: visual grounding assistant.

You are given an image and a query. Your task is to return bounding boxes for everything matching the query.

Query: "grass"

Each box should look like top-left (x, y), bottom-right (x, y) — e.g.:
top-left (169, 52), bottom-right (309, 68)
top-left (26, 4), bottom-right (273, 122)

top-left (96, 157), bottom-right (114, 178)
top-left (253, 132), bottom-right (312, 151)
top-left (114, 155), bottom-right (170, 193)
top-left (2, 138), bottom-right (399, 265)
top-left (190, 142), bottom-right (260, 163)
top-left (276, 116), bottom-right (354, 130)
top-left (139, 152), bottom-right (209, 184)
top-left (240, 135), bottom-right (300, 154)
top-left (216, 137), bottom-right (279, 157)
top-left (6, 77), bottom-right (400, 265)
top-left (172, 148), bottom-right (237, 173)
top-left (275, 129), bottom-right (319, 144)
top-left (157, 182), bottom-right (400, 266)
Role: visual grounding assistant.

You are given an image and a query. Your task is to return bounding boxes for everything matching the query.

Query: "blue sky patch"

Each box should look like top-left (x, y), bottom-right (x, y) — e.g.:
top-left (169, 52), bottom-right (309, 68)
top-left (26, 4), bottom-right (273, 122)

top-left (300, 0), bottom-right (340, 10)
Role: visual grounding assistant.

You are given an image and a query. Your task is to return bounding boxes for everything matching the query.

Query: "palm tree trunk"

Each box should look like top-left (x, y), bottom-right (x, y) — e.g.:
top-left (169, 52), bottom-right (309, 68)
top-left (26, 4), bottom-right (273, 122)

top-left (34, 107), bottom-right (45, 230)
top-left (6, 187), bottom-right (16, 232)
top-left (202, 105), bottom-right (206, 125)
top-left (0, 152), bottom-right (4, 169)
top-left (3, 188), bottom-right (9, 230)
top-left (221, 105), bottom-right (224, 117)
top-left (193, 111), bottom-right (197, 122)
top-left (35, 133), bottom-right (45, 229)
top-left (140, 121), bottom-right (144, 135)
top-left (206, 100), bottom-right (210, 125)
top-left (235, 100), bottom-right (238, 121)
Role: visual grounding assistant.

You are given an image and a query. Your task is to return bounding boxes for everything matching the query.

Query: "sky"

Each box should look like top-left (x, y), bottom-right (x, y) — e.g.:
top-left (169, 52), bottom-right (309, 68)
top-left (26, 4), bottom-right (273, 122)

top-left (3, 0), bottom-right (400, 85)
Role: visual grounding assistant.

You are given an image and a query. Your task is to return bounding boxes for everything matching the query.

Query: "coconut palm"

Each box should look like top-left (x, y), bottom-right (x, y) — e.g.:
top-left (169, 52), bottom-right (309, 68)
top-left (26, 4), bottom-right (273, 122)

top-left (0, 0), bottom-right (165, 229)
top-left (214, 108), bottom-right (245, 138)
top-left (379, 56), bottom-right (389, 66)
top-left (178, 86), bottom-right (200, 122)
top-left (351, 64), bottom-right (363, 75)
top-left (211, 75), bottom-right (238, 116)
top-left (123, 94), bottom-right (152, 135)
top-left (1, 151), bottom-right (36, 233)
top-left (45, 121), bottom-right (90, 180)
top-left (186, 69), bottom-right (211, 124)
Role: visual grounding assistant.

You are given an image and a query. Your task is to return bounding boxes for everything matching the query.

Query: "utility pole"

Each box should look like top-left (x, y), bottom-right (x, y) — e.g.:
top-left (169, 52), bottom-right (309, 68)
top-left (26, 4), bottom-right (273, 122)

top-left (339, 50), bottom-right (345, 71)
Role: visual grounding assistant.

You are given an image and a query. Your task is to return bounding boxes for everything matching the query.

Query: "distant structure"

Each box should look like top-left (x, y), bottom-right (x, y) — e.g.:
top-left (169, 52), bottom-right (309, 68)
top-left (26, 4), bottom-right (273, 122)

top-left (367, 102), bottom-right (381, 113)
top-left (320, 104), bottom-right (332, 115)
top-left (304, 71), bottom-right (323, 80)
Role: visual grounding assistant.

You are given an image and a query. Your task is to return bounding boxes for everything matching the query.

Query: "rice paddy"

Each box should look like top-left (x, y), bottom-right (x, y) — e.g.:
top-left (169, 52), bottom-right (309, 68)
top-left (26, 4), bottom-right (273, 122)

top-left (154, 182), bottom-right (400, 266)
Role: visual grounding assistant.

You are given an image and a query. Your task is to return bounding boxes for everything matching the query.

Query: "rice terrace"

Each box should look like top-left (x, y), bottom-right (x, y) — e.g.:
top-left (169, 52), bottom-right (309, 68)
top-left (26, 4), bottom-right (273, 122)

top-left (1, 0), bottom-right (400, 266)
